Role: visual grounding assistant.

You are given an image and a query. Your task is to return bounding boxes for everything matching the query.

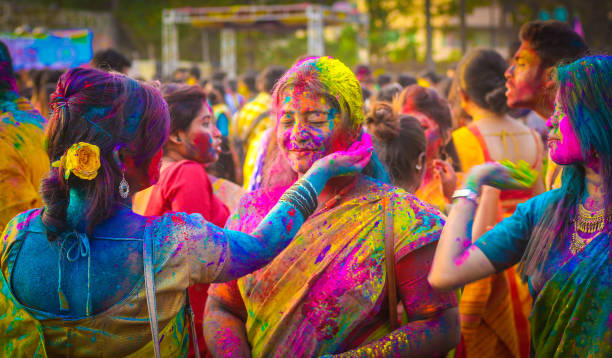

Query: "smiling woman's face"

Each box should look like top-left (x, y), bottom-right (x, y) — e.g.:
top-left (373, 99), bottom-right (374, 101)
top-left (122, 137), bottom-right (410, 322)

top-left (276, 86), bottom-right (352, 175)
top-left (546, 92), bottom-right (584, 165)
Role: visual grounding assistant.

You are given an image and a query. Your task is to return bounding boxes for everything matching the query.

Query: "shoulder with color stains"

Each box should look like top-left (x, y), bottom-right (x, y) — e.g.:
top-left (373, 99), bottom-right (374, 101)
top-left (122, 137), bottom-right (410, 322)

top-left (1, 208), bottom-right (43, 260)
top-left (359, 175), bottom-right (443, 218)
top-left (145, 211), bottom-right (209, 240)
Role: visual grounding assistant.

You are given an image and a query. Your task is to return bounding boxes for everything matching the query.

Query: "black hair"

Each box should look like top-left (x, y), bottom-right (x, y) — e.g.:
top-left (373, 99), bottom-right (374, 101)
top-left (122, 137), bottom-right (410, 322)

top-left (259, 65), bottom-right (287, 93)
top-left (212, 70), bottom-right (227, 82)
top-left (456, 48), bottom-right (510, 115)
top-left (376, 83), bottom-right (403, 103)
top-left (519, 20), bottom-right (589, 69)
top-left (161, 84), bottom-right (207, 134)
top-left (419, 70), bottom-right (440, 85)
top-left (189, 66), bottom-right (201, 80)
top-left (228, 78), bottom-right (238, 93)
top-left (397, 73), bottom-right (417, 88)
top-left (377, 73), bottom-right (392, 87)
top-left (91, 49), bottom-right (131, 73)
top-left (242, 70), bottom-right (258, 93)
top-left (0, 40), bottom-right (17, 92)
top-left (366, 101), bottom-right (426, 185)
top-left (42, 68), bottom-right (169, 238)
top-left (208, 81), bottom-right (226, 105)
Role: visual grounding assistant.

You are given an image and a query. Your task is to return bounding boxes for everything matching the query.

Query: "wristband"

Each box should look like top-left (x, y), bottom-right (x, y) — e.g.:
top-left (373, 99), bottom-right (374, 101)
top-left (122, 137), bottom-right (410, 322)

top-left (451, 188), bottom-right (479, 204)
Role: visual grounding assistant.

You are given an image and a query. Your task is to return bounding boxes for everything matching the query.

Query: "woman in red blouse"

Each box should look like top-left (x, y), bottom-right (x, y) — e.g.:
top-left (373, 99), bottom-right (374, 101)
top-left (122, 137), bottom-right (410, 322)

top-left (134, 83), bottom-right (229, 357)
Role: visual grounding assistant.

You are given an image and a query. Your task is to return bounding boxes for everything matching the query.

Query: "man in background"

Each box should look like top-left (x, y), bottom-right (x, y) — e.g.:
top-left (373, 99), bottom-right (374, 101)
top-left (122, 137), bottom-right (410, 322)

top-left (504, 20), bottom-right (588, 189)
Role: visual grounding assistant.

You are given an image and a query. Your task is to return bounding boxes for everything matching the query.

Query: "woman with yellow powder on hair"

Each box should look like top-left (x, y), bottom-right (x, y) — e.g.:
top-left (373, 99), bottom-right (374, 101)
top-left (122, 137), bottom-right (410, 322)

top-left (204, 56), bottom-right (460, 358)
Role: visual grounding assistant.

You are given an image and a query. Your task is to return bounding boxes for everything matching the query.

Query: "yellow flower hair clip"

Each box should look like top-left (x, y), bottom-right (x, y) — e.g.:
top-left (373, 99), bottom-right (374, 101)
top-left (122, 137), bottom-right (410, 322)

top-left (52, 142), bottom-right (101, 180)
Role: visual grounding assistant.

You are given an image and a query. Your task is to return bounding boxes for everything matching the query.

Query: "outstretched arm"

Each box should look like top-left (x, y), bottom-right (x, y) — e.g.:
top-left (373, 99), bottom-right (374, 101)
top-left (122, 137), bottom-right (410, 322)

top-left (428, 163), bottom-right (530, 291)
top-left (326, 244), bottom-right (460, 358)
top-left (213, 139), bottom-right (373, 281)
top-left (328, 308), bottom-right (459, 358)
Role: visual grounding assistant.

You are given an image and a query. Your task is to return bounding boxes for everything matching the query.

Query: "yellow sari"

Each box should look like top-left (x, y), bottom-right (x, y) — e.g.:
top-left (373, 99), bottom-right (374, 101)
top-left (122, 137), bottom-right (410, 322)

top-left (224, 177), bottom-right (445, 357)
top-left (452, 125), bottom-right (534, 358)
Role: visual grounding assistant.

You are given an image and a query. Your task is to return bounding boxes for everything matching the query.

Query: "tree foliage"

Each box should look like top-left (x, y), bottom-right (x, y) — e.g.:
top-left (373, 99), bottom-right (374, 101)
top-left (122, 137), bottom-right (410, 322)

top-left (18, 0), bottom-right (612, 70)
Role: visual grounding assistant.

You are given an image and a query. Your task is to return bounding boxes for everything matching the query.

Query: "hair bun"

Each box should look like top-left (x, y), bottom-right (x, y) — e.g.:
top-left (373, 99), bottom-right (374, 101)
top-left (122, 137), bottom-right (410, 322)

top-left (366, 101), bottom-right (399, 140)
top-left (484, 84), bottom-right (510, 114)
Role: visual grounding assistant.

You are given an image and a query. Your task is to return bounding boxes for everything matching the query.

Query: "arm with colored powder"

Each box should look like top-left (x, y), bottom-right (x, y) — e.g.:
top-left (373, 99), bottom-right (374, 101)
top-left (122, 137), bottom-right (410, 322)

top-left (204, 281), bottom-right (251, 358)
top-left (211, 141), bottom-right (372, 281)
top-left (325, 243), bottom-right (461, 358)
top-left (428, 163), bottom-right (529, 291)
top-left (201, 137), bottom-right (374, 357)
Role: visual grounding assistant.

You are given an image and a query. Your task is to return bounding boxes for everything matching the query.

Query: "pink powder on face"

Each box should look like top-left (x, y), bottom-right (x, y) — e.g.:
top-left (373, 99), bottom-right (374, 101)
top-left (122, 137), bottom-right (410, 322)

top-left (547, 94), bottom-right (584, 165)
top-left (277, 88), bottom-right (341, 174)
top-left (179, 104), bottom-right (220, 164)
top-left (401, 110), bottom-right (442, 179)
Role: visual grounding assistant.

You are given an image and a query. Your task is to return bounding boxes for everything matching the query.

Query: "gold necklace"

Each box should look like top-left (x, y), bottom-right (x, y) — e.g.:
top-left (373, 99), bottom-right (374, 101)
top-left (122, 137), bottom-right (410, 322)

top-left (575, 204), bottom-right (606, 233)
top-left (570, 204), bottom-right (609, 255)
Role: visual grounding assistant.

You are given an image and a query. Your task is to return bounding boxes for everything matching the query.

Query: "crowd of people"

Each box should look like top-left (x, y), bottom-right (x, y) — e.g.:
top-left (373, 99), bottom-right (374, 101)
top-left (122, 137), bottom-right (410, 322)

top-left (0, 19), bottom-right (610, 358)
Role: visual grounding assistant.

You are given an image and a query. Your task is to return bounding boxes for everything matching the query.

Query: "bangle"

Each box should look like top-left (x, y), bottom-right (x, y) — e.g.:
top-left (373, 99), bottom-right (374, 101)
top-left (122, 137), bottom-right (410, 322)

top-left (451, 188), bottom-right (479, 204)
top-left (292, 187), bottom-right (315, 210)
top-left (279, 180), bottom-right (319, 219)
top-left (279, 191), bottom-right (310, 218)
top-left (299, 178), bottom-right (318, 204)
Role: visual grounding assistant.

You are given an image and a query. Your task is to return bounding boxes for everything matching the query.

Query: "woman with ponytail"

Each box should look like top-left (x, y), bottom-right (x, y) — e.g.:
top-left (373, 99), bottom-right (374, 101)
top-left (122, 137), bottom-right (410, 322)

top-left (452, 48), bottom-right (545, 213)
top-left (449, 48), bottom-right (543, 358)
top-left (0, 67), bottom-right (372, 357)
top-left (205, 57), bottom-right (459, 358)
top-left (430, 55), bottom-right (612, 357)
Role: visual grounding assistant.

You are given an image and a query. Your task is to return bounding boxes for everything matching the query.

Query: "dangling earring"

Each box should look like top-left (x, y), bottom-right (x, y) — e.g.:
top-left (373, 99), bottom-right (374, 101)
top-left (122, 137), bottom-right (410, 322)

top-left (119, 171), bottom-right (130, 199)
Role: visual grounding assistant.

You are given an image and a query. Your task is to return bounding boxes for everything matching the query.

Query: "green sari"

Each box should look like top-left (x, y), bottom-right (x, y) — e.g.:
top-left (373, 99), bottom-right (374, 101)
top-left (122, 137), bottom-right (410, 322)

top-left (530, 232), bottom-right (611, 357)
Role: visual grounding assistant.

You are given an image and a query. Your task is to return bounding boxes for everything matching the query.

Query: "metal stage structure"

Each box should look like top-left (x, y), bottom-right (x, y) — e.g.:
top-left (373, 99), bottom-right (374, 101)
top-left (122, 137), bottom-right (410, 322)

top-left (162, 3), bottom-right (369, 77)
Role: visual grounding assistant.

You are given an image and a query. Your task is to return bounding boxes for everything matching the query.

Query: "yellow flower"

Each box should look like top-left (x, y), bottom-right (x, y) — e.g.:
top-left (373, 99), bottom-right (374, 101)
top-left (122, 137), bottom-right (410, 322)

top-left (52, 142), bottom-right (101, 180)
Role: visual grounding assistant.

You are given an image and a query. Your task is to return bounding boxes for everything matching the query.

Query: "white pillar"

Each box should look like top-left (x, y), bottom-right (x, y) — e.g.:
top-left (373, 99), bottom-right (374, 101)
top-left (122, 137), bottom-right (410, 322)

top-left (306, 5), bottom-right (324, 56)
top-left (358, 13), bottom-right (370, 64)
top-left (162, 9), bottom-right (178, 78)
top-left (220, 28), bottom-right (236, 78)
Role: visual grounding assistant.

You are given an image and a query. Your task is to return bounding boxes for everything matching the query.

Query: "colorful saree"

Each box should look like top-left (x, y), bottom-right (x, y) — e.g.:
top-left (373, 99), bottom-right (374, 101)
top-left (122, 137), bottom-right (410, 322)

top-left (474, 189), bottom-right (612, 356)
top-left (0, 91), bottom-right (48, 230)
top-left (452, 124), bottom-right (538, 358)
top-left (212, 176), bottom-right (450, 357)
top-left (530, 232), bottom-right (611, 357)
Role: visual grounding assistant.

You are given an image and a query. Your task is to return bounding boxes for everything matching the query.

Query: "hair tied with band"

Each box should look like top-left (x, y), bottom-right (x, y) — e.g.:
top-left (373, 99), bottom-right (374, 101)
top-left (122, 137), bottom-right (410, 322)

top-left (52, 142), bottom-right (101, 180)
top-left (50, 96), bottom-right (68, 112)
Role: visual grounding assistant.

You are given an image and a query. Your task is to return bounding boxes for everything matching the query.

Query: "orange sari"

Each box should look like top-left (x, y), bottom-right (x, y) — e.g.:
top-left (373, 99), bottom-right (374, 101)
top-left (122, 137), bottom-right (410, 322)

top-left (452, 124), bottom-right (540, 358)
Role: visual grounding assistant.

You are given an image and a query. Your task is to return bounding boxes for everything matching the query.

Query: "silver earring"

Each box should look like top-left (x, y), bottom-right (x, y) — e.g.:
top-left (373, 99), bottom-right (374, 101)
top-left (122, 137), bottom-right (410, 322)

top-left (119, 172), bottom-right (130, 199)
top-left (415, 164), bottom-right (422, 171)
